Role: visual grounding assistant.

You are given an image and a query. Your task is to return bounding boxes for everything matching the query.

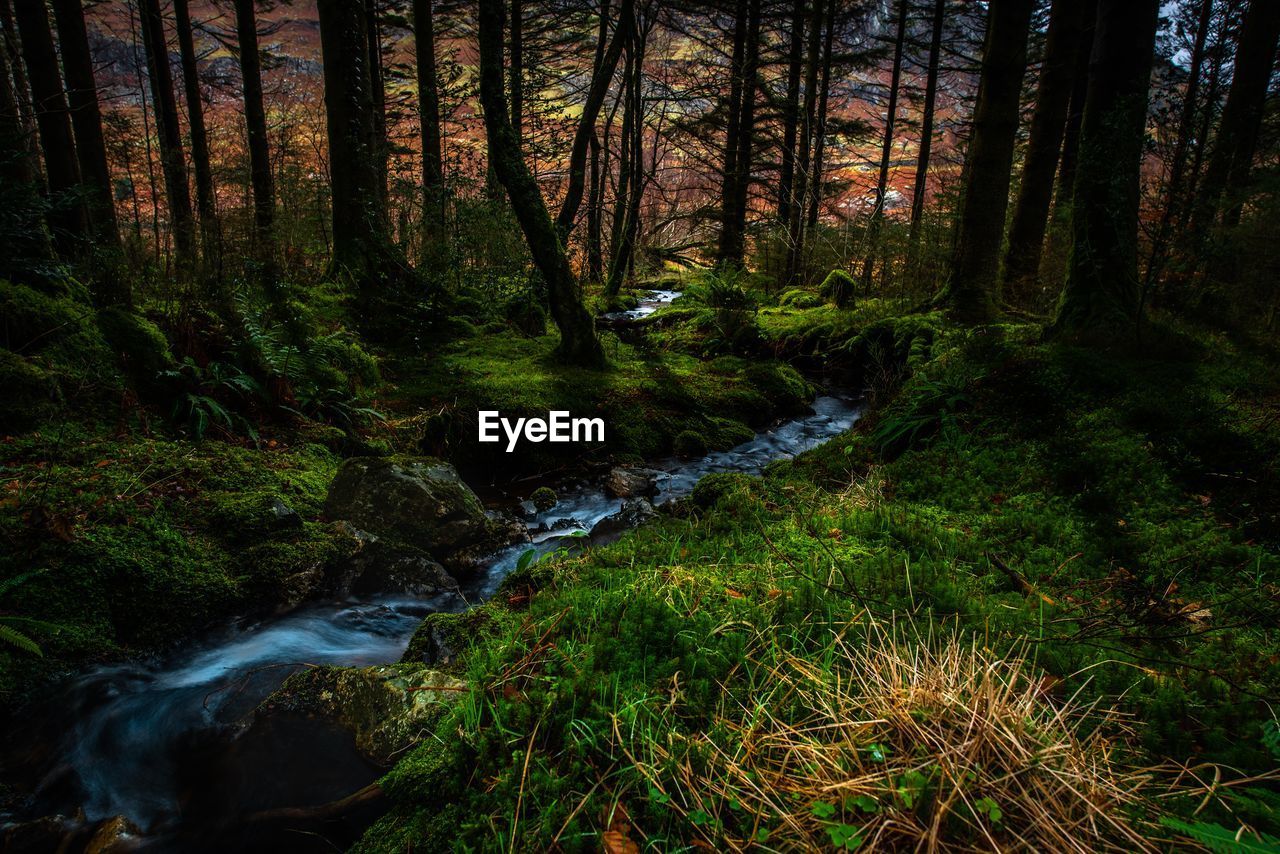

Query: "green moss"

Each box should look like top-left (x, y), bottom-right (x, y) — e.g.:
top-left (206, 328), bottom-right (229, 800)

top-left (673, 429), bottom-right (707, 457)
top-left (779, 288), bottom-right (823, 309)
top-left (402, 608), bottom-right (500, 670)
top-left (530, 486), bottom-right (557, 511)
top-left (819, 268), bottom-right (856, 305)
top-left (0, 350), bottom-right (56, 432)
top-left (0, 280), bottom-right (89, 353)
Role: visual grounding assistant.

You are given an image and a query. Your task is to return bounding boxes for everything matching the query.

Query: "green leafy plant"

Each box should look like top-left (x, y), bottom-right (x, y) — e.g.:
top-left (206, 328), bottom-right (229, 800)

top-left (0, 572), bottom-right (62, 656)
top-left (872, 372), bottom-right (976, 455)
top-left (1159, 818), bottom-right (1280, 853)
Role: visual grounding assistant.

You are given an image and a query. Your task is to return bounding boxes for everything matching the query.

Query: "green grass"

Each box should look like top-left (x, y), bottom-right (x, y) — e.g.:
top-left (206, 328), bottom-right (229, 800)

top-left (360, 320), bottom-right (1280, 851)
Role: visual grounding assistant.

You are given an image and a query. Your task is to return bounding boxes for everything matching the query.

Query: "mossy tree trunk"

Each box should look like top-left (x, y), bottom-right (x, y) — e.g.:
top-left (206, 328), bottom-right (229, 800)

top-left (49, 0), bottom-right (120, 256)
top-left (13, 0), bottom-right (87, 256)
top-left (476, 0), bottom-right (604, 368)
top-left (414, 0), bottom-right (444, 244)
top-left (234, 0), bottom-right (275, 255)
top-left (1050, 0), bottom-right (1159, 338)
top-left (940, 0), bottom-right (1033, 323)
top-left (999, 0), bottom-right (1088, 305)
top-left (138, 0), bottom-right (196, 271)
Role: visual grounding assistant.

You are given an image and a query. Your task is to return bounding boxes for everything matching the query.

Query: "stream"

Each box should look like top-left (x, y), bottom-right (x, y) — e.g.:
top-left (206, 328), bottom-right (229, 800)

top-left (1, 292), bottom-right (863, 852)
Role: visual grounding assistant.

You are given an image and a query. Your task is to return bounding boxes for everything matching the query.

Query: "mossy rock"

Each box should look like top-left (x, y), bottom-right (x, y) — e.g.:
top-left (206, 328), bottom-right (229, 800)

top-left (205, 490), bottom-right (305, 545)
top-left (0, 349), bottom-right (56, 433)
top-left (402, 608), bottom-right (498, 670)
top-left (779, 288), bottom-right (824, 309)
top-left (819, 269), bottom-right (856, 306)
top-left (0, 280), bottom-right (89, 352)
top-left (530, 486), bottom-right (557, 511)
top-left (257, 664), bottom-right (467, 765)
top-left (688, 471), bottom-right (756, 512)
top-left (323, 456), bottom-right (492, 555)
top-left (673, 429), bottom-right (708, 458)
top-left (95, 307), bottom-right (174, 390)
top-left (743, 362), bottom-right (814, 414)
top-left (708, 417), bottom-right (755, 449)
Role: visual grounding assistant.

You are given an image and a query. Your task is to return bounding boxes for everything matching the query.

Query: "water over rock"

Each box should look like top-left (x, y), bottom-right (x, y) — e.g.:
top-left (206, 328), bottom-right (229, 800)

top-left (590, 498), bottom-right (658, 541)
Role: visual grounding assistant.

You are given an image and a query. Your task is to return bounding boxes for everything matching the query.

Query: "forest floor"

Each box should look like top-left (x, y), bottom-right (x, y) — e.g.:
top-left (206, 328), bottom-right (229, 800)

top-left (2, 274), bottom-right (1279, 850)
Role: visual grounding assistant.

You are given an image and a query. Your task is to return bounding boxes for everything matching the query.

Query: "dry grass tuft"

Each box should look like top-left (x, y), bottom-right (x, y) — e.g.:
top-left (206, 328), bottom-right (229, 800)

top-left (626, 621), bottom-right (1165, 852)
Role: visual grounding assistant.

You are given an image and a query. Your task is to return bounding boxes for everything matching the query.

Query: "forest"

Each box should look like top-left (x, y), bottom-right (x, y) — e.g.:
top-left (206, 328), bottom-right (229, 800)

top-left (0, 0), bottom-right (1279, 850)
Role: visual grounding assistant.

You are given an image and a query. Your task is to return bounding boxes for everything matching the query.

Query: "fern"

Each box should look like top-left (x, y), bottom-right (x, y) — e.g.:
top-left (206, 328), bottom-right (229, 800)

top-left (1160, 818), bottom-right (1280, 853)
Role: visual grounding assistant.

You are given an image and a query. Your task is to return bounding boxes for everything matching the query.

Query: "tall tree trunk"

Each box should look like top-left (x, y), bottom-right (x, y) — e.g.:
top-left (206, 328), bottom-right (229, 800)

top-left (364, 0), bottom-right (388, 210)
top-left (776, 0), bottom-right (803, 224)
top-left (908, 0), bottom-right (945, 252)
top-left (0, 23), bottom-right (53, 274)
top-left (586, 130), bottom-right (605, 282)
top-left (806, 0), bottom-right (833, 231)
top-left (14, 0), bottom-right (86, 255)
top-left (1000, 0), bottom-right (1088, 304)
top-left (785, 0), bottom-right (823, 288)
top-left (234, 0), bottom-right (275, 251)
top-left (1179, 11), bottom-right (1228, 236)
top-left (172, 0), bottom-right (216, 259)
top-left (941, 0), bottom-right (1034, 322)
top-left (1050, 0), bottom-right (1160, 337)
top-left (476, 0), bottom-right (603, 367)
top-left (717, 0), bottom-right (761, 267)
top-left (50, 0), bottom-right (120, 254)
top-left (1191, 0), bottom-right (1280, 236)
top-left (860, 0), bottom-right (909, 290)
top-left (1142, 0), bottom-right (1213, 293)
top-left (509, 0), bottom-right (522, 145)
top-left (414, 0), bottom-right (444, 241)
top-left (139, 0), bottom-right (196, 269)
top-left (606, 24), bottom-right (638, 296)
top-left (1, 0), bottom-right (40, 175)
top-left (317, 0), bottom-right (403, 308)
top-left (556, 0), bottom-right (631, 236)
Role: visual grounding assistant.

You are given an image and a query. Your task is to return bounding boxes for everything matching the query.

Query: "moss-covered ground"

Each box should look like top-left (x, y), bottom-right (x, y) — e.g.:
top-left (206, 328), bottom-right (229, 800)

top-left (359, 319), bottom-right (1280, 851)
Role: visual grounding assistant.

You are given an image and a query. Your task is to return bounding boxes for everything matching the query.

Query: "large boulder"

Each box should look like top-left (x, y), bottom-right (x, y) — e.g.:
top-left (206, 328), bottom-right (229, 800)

top-left (327, 536), bottom-right (460, 598)
top-left (605, 466), bottom-right (659, 499)
top-left (323, 456), bottom-right (492, 556)
top-left (256, 664), bottom-right (466, 765)
top-left (589, 498), bottom-right (658, 541)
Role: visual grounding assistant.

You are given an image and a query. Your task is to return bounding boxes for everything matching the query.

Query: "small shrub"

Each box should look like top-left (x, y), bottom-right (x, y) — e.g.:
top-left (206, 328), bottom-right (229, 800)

top-left (674, 429), bottom-right (708, 458)
top-left (819, 269), bottom-right (856, 307)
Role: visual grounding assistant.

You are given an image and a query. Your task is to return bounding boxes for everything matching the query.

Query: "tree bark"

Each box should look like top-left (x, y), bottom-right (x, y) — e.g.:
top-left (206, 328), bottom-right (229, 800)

top-left (414, 0), bottom-right (444, 240)
top-left (0, 21), bottom-right (53, 274)
top-left (941, 0), bottom-right (1034, 322)
top-left (1, 0), bottom-right (41, 176)
top-left (172, 0), bottom-right (216, 257)
top-left (1000, 0), bottom-right (1088, 304)
top-left (776, 0), bottom-right (803, 224)
top-left (13, 0), bottom-right (86, 254)
top-left (364, 0), bottom-right (388, 210)
top-left (908, 0), bottom-right (945, 252)
top-left (234, 0), bottom-right (275, 249)
top-left (477, 0), bottom-right (603, 367)
top-left (1050, 0), bottom-right (1160, 337)
top-left (860, 0), bottom-right (909, 290)
top-left (556, 0), bottom-right (631, 236)
top-left (317, 0), bottom-right (403, 307)
top-left (586, 130), bottom-right (605, 282)
top-left (50, 0), bottom-right (120, 252)
top-left (509, 0), bottom-right (522, 145)
top-left (138, 0), bottom-right (196, 269)
top-left (784, 0), bottom-right (823, 289)
top-left (717, 0), bottom-right (761, 268)
top-left (805, 0), bottom-right (833, 231)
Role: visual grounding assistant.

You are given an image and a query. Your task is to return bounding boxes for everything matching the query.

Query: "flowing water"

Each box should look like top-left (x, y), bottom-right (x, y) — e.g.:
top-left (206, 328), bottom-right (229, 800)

top-left (1, 293), bottom-right (862, 849)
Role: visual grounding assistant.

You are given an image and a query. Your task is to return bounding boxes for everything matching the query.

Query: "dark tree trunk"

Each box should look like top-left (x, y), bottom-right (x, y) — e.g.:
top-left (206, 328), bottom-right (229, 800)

top-left (14, 0), bottom-right (86, 254)
top-left (234, 0), bottom-right (275, 249)
top-left (606, 21), bottom-right (640, 296)
top-left (364, 0), bottom-right (388, 209)
top-left (1050, 0), bottom-right (1160, 337)
top-left (784, 0), bottom-right (823, 289)
top-left (317, 0), bottom-right (403, 306)
top-left (1192, 0), bottom-right (1280, 235)
top-left (0, 24), bottom-right (53, 273)
top-left (509, 0), bottom-right (522, 145)
top-left (719, 0), bottom-right (746, 259)
top-left (476, 0), bottom-right (603, 367)
top-left (414, 0), bottom-right (444, 240)
top-left (717, 0), bottom-right (761, 268)
top-left (139, 0), bottom-right (196, 268)
top-left (1000, 0), bottom-right (1088, 304)
top-left (556, 0), bottom-right (631, 236)
top-left (172, 0), bottom-right (216, 258)
top-left (1180, 12), bottom-right (1227, 236)
top-left (1142, 0), bottom-right (1212, 292)
top-left (908, 0), bottom-right (945, 251)
top-left (586, 131), bottom-right (605, 282)
top-left (860, 0), bottom-right (909, 290)
top-left (806, 0), bottom-right (833, 230)
top-left (941, 0), bottom-right (1034, 322)
top-left (1053, 10), bottom-right (1092, 208)
top-left (1, 0), bottom-right (40, 174)
top-left (777, 0), bottom-right (803, 224)
top-left (50, 0), bottom-right (119, 253)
